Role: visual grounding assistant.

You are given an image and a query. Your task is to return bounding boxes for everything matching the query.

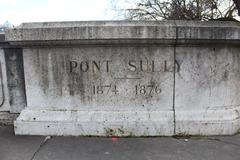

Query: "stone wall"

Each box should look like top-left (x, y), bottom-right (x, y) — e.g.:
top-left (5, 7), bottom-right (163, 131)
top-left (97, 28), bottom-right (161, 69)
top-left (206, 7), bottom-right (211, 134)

top-left (1, 21), bottom-right (240, 136)
top-left (0, 33), bottom-right (24, 125)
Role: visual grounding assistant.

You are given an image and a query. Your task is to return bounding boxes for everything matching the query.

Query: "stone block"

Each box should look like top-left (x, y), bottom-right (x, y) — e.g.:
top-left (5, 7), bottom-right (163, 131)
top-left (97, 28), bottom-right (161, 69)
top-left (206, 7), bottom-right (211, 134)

top-left (15, 45), bottom-right (175, 136)
top-left (4, 49), bottom-right (26, 113)
top-left (175, 46), bottom-right (240, 135)
top-left (4, 21), bottom-right (240, 136)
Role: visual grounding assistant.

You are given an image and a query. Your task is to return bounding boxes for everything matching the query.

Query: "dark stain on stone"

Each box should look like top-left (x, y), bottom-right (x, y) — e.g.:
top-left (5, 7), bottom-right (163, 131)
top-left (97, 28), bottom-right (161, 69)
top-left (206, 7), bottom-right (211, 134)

top-left (67, 54), bottom-right (85, 102)
top-left (51, 52), bottom-right (63, 96)
top-left (105, 127), bottom-right (127, 136)
top-left (222, 70), bottom-right (229, 81)
top-left (4, 48), bottom-right (27, 112)
top-left (38, 50), bottom-right (49, 94)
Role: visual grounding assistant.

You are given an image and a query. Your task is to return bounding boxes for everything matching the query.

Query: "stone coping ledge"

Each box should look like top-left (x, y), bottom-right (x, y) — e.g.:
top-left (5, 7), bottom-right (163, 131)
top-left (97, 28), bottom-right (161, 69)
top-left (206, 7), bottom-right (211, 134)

top-left (5, 21), bottom-right (240, 46)
top-left (11, 20), bottom-right (240, 28)
top-left (14, 105), bottom-right (240, 136)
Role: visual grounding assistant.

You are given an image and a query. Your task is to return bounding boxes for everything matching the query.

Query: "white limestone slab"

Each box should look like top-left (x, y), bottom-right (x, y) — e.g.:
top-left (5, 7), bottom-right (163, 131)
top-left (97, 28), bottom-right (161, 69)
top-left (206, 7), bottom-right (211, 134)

top-left (14, 109), bottom-right (174, 136)
top-left (15, 45), bottom-right (175, 136)
top-left (175, 46), bottom-right (240, 135)
top-left (9, 21), bottom-right (240, 136)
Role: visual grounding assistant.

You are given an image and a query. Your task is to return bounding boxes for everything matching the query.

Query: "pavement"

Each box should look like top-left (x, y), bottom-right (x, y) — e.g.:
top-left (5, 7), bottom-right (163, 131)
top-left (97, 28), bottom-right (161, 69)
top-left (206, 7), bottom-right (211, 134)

top-left (0, 126), bottom-right (240, 160)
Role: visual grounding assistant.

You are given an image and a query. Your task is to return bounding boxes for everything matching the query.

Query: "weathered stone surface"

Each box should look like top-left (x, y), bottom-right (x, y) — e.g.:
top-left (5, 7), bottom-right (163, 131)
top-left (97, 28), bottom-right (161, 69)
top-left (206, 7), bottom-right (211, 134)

top-left (5, 21), bottom-right (176, 43)
top-left (5, 21), bottom-right (240, 46)
top-left (175, 46), bottom-right (240, 135)
top-left (0, 49), bottom-right (10, 112)
top-left (24, 46), bottom-right (173, 110)
top-left (15, 45), bottom-right (175, 136)
top-left (176, 21), bottom-right (240, 41)
top-left (0, 33), bottom-right (27, 117)
top-left (4, 49), bottom-right (26, 113)
top-left (5, 21), bottom-right (240, 136)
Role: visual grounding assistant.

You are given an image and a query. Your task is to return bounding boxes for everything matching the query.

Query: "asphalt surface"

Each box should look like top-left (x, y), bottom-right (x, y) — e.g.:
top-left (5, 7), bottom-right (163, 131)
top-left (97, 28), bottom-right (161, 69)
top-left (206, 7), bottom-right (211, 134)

top-left (0, 126), bottom-right (240, 160)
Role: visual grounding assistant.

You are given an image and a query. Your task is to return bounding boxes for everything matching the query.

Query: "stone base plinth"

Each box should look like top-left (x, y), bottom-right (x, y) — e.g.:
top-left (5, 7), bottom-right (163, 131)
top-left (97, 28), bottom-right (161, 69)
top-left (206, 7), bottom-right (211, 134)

top-left (175, 106), bottom-right (240, 135)
top-left (14, 108), bottom-right (174, 136)
top-left (14, 105), bottom-right (240, 136)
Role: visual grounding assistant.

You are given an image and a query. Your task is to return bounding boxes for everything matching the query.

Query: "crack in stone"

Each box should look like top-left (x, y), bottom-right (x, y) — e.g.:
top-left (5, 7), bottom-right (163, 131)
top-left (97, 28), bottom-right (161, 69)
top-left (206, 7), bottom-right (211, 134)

top-left (172, 21), bottom-right (179, 135)
top-left (30, 136), bottom-right (51, 160)
top-left (177, 136), bottom-right (240, 148)
top-left (206, 137), bottom-right (240, 148)
top-left (173, 136), bottom-right (240, 148)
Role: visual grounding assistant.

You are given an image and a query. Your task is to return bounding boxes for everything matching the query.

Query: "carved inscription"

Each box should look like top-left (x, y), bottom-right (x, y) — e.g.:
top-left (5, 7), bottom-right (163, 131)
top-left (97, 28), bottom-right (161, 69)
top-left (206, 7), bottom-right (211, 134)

top-left (135, 84), bottom-right (161, 95)
top-left (69, 60), bottom-right (176, 73)
top-left (68, 59), bottom-right (178, 98)
top-left (92, 84), bottom-right (119, 95)
top-left (70, 60), bottom-right (111, 73)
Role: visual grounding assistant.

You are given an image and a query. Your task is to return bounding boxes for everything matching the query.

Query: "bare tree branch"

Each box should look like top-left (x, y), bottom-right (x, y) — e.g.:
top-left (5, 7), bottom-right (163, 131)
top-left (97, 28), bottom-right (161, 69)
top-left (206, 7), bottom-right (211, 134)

top-left (122, 0), bottom-right (239, 21)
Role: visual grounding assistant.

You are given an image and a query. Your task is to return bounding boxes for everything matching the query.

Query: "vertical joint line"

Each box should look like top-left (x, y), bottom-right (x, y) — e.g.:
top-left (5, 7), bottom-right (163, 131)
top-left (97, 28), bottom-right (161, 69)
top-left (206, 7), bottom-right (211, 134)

top-left (173, 23), bottom-right (178, 135)
top-left (20, 48), bottom-right (27, 108)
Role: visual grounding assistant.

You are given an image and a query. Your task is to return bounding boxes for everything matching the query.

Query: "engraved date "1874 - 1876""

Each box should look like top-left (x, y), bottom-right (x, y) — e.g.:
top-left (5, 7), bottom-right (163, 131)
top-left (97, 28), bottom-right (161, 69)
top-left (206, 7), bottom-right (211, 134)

top-left (92, 84), bottom-right (161, 97)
